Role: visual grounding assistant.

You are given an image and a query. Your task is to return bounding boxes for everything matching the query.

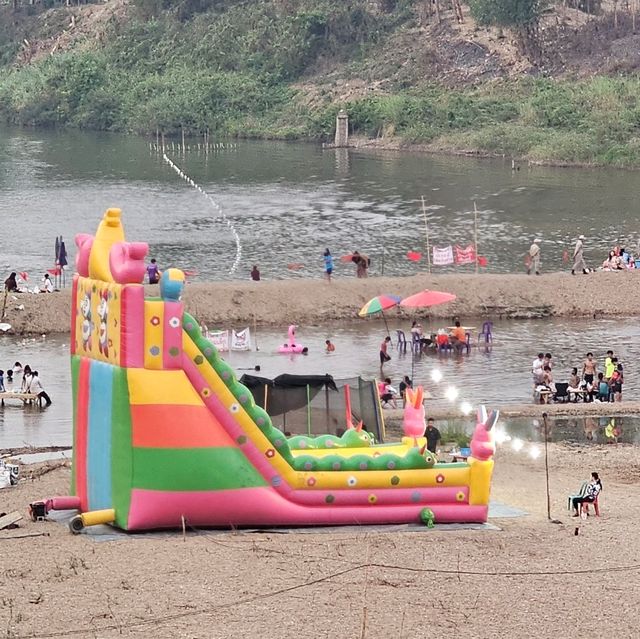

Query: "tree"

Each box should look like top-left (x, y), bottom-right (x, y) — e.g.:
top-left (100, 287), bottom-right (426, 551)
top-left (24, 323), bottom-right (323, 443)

top-left (469, 0), bottom-right (545, 60)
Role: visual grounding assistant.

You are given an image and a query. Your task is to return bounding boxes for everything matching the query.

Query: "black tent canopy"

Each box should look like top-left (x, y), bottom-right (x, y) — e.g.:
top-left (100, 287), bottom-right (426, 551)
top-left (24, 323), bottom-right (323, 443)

top-left (239, 373), bottom-right (337, 416)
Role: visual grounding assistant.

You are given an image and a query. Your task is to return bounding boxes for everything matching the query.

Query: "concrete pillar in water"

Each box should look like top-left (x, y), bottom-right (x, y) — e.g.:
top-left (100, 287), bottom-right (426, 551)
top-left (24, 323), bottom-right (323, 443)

top-left (334, 109), bottom-right (349, 148)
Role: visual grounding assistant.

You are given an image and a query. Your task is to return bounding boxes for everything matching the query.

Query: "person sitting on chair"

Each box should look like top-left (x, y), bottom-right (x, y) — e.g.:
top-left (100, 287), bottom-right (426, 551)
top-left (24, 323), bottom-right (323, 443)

top-left (411, 321), bottom-right (432, 351)
top-left (435, 329), bottom-right (450, 350)
top-left (571, 472), bottom-right (602, 517)
top-left (450, 321), bottom-right (467, 351)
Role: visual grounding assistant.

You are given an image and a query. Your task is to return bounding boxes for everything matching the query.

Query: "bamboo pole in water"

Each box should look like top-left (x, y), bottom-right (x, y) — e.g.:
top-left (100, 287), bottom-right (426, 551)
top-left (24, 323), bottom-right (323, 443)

top-left (421, 195), bottom-right (431, 274)
top-left (474, 201), bottom-right (479, 274)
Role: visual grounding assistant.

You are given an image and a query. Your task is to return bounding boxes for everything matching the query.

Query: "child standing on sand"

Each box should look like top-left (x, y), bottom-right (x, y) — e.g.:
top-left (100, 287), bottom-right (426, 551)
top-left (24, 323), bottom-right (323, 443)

top-left (146, 259), bottom-right (161, 284)
top-left (323, 249), bottom-right (334, 282)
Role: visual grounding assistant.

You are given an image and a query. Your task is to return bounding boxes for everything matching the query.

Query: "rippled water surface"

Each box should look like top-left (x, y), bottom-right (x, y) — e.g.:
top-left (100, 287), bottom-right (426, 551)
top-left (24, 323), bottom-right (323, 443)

top-left (2, 316), bottom-right (639, 448)
top-left (3, 125), bottom-right (640, 280)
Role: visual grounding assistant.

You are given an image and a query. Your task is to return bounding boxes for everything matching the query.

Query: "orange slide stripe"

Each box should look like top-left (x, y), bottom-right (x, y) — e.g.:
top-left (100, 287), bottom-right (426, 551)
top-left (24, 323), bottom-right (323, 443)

top-left (131, 404), bottom-right (237, 449)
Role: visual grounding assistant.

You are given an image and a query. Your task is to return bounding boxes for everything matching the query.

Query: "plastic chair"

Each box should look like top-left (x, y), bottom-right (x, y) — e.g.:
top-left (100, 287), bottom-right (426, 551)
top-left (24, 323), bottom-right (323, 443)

top-left (411, 332), bottom-right (422, 353)
top-left (478, 321), bottom-right (493, 344)
top-left (396, 330), bottom-right (407, 353)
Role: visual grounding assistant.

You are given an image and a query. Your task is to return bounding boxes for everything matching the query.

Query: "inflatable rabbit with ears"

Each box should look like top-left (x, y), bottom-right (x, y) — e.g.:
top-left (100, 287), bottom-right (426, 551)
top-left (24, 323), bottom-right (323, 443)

top-left (470, 405), bottom-right (499, 461)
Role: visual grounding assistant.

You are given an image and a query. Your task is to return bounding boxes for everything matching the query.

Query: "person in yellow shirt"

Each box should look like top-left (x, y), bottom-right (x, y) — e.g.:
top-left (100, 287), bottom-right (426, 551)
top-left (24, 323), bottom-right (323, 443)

top-left (604, 350), bottom-right (614, 380)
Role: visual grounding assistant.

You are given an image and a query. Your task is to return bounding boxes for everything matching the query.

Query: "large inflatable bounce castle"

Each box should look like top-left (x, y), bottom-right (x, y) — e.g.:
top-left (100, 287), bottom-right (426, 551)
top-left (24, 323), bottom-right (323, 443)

top-left (33, 210), bottom-right (498, 532)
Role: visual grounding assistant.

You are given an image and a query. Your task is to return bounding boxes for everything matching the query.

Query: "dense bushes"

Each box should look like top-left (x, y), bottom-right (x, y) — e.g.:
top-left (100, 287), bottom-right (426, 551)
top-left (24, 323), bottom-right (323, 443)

top-left (4, 1), bottom-right (640, 165)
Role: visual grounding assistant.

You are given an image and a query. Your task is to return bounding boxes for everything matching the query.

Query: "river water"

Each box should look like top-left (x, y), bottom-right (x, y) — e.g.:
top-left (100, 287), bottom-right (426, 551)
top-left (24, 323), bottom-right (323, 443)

top-left (2, 125), bottom-right (640, 447)
top-left (2, 317), bottom-right (640, 448)
top-left (2, 125), bottom-right (640, 280)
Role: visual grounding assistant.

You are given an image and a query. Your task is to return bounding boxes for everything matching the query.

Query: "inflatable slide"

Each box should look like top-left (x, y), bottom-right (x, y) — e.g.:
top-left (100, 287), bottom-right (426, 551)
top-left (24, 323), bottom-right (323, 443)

top-left (32, 210), bottom-right (498, 532)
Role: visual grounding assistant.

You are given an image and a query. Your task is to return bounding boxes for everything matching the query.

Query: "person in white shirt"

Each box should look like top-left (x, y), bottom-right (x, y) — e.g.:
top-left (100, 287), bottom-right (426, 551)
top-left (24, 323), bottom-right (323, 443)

top-left (532, 352), bottom-right (545, 389)
top-left (27, 371), bottom-right (52, 406)
top-left (21, 365), bottom-right (32, 392)
top-left (42, 274), bottom-right (53, 293)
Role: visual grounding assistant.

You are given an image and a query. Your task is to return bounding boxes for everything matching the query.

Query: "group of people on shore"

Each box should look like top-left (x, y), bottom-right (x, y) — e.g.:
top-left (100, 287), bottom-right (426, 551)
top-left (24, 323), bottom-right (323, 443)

top-left (600, 245), bottom-right (638, 271)
top-left (0, 362), bottom-right (52, 406)
top-left (526, 235), bottom-right (640, 275)
top-left (533, 350), bottom-right (624, 403)
top-left (4, 272), bottom-right (55, 294)
top-left (527, 235), bottom-right (589, 275)
top-left (249, 249), bottom-right (370, 283)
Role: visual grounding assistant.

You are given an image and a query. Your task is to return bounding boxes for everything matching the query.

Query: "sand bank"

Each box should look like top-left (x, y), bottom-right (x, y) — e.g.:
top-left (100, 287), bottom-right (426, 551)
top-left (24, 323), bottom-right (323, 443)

top-left (1, 444), bottom-right (638, 638)
top-left (2, 270), bottom-right (639, 334)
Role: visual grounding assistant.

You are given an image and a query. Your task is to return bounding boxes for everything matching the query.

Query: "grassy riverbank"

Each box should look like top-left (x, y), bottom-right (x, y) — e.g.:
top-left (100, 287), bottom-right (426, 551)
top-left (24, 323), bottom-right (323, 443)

top-left (3, 1), bottom-right (640, 166)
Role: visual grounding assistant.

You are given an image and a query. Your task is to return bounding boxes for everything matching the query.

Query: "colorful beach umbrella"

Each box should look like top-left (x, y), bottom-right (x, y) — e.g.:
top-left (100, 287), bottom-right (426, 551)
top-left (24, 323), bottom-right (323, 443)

top-left (400, 290), bottom-right (456, 308)
top-left (358, 294), bottom-right (402, 317)
top-left (358, 294), bottom-right (401, 335)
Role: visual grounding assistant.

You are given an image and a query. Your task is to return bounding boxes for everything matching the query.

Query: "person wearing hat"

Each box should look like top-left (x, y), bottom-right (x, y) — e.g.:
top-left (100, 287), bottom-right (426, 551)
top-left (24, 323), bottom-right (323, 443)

top-left (527, 238), bottom-right (542, 275)
top-left (572, 235), bottom-right (588, 275)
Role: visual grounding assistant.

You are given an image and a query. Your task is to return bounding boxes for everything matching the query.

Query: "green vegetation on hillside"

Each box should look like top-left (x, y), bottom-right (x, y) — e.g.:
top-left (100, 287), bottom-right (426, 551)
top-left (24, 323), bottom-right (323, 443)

top-left (2, 0), bottom-right (640, 166)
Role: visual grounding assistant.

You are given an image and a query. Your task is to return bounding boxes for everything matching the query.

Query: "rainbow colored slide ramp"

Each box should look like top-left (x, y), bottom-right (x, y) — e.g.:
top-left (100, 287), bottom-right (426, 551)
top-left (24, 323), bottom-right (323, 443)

top-left (34, 210), bottom-right (497, 532)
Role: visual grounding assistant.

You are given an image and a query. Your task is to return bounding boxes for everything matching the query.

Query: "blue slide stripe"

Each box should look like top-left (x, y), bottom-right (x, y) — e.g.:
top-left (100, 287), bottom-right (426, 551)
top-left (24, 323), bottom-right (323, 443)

top-left (87, 361), bottom-right (114, 510)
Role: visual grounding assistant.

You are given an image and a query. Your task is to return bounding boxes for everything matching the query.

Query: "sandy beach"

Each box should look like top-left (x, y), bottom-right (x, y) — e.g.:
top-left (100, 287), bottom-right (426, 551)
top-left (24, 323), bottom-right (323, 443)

top-left (3, 270), bottom-right (640, 334)
top-left (1, 444), bottom-right (638, 638)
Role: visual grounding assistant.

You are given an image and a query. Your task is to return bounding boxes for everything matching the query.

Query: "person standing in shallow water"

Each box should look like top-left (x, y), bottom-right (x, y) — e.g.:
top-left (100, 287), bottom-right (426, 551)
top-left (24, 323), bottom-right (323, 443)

top-left (250, 265), bottom-right (260, 281)
top-left (379, 336), bottom-right (391, 368)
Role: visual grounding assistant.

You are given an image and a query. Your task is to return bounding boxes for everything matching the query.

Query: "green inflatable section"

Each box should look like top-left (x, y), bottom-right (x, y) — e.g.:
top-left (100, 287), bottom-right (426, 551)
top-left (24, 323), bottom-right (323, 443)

top-left (182, 314), bottom-right (446, 474)
top-left (288, 429), bottom-right (374, 450)
top-left (111, 366), bottom-right (133, 529)
top-left (292, 448), bottom-right (437, 473)
top-left (132, 448), bottom-right (267, 492)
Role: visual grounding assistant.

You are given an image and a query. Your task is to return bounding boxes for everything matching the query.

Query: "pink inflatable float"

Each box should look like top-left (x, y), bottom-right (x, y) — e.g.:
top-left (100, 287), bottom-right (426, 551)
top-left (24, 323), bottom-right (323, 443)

top-left (277, 324), bottom-right (308, 354)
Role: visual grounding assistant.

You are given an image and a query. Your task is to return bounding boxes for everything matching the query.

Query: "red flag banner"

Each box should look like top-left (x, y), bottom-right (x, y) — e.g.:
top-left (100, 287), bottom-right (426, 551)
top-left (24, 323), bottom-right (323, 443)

top-left (19, 271), bottom-right (28, 281)
top-left (407, 251), bottom-right (422, 262)
top-left (454, 244), bottom-right (477, 265)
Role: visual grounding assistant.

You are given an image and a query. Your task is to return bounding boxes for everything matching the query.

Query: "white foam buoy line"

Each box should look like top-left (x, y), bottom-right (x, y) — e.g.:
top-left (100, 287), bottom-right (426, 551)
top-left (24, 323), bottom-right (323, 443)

top-left (163, 153), bottom-right (242, 275)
